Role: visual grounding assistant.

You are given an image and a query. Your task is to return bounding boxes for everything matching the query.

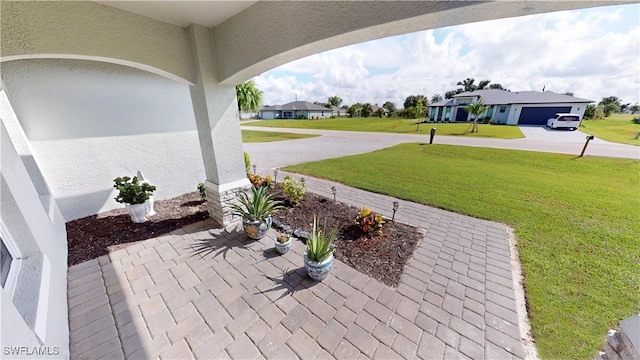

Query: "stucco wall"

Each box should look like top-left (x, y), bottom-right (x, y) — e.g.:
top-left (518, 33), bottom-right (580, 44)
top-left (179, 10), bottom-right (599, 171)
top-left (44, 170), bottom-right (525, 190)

top-left (1, 59), bottom-right (206, 221)
top-left (0, 1), bottom-right (193, 84)
top-left (0, 119), bottom-right (69, 358)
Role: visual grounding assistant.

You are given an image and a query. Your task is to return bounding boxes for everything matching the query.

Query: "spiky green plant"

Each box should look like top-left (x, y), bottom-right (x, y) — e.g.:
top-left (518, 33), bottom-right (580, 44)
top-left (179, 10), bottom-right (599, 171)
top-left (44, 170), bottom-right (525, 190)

top-left (229, 186), bottom-right (283, 222)
top-left (306, 216), bottom-right (338, 263)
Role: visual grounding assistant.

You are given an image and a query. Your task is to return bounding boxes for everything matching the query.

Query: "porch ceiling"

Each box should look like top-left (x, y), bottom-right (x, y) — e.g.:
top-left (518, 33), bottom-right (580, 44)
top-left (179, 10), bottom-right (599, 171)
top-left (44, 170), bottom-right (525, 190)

top-left (93, 1), bottom-right (257, 28)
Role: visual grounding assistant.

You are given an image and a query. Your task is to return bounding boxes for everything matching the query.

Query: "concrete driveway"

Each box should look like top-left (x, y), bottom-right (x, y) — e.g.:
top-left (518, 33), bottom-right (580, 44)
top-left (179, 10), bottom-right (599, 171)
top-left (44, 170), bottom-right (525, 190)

top-left (518, 125), bottom-right (612, 144)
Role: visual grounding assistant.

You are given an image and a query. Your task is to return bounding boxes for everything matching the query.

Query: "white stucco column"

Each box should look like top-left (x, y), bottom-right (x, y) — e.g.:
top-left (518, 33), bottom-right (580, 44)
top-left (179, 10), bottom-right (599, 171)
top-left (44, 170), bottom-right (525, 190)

top-left (187, 24), bottom-right (250, 226)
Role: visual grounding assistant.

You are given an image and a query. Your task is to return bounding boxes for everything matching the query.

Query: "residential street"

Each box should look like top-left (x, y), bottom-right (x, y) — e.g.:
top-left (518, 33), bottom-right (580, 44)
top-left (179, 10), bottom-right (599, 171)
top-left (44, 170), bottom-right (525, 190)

top-left (242, 125), bottom-right (639, 174)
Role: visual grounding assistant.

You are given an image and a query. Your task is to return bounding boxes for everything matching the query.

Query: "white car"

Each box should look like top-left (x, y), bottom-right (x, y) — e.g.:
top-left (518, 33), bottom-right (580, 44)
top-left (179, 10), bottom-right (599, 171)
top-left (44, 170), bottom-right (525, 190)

top-left (547, 113), bottom-right (581, 130)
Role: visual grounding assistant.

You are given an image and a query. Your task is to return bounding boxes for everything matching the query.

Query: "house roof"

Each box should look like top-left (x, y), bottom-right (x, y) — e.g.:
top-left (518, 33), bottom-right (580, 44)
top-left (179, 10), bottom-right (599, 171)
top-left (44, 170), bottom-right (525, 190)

top-left (430, 90), bottom-right (592, 107)
top-left (261, 101), bottom-right (331, 112)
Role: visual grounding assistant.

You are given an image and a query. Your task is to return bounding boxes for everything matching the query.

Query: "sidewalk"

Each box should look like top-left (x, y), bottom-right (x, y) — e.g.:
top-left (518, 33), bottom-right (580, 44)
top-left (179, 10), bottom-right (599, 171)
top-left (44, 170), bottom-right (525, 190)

top-left (68, 175), bottom-right (533, 359)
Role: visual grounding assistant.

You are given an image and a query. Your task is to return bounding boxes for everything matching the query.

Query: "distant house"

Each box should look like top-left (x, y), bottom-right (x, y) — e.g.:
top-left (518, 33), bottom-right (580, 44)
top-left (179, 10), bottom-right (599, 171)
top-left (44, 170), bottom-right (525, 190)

top-left (371, 104), bottom-right (389, 116)
top-left (260, 101), bottom-right (333, 120)
top-left (428, 90), bottom-right (592, 125)
top-left (331, 106), bottom-right (347, 117)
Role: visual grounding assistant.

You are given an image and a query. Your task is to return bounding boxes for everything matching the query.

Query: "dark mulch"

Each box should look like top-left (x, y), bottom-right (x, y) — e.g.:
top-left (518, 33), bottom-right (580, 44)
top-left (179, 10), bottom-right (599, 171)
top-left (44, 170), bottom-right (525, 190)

top-left (66, 188), bottom-right (423, 287)
top-left (66, 192), bottom-right (209, 266)
top-left (270, 187), bottom-right (422, 287)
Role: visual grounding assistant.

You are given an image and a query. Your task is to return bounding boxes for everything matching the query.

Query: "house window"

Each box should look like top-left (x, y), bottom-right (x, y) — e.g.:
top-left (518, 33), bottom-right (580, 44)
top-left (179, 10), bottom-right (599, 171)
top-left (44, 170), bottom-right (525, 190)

top-left (499, 106), bottom-right (506, 113)
top-left (0, 224), bottom-right (21, 297)
top-left (1, 241), bottom-right (11, 287)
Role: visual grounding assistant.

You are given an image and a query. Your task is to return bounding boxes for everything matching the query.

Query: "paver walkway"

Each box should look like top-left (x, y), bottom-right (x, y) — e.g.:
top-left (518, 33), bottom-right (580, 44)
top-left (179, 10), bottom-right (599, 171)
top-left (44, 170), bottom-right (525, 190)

top-left (68, 175), bottom-right (530, 359)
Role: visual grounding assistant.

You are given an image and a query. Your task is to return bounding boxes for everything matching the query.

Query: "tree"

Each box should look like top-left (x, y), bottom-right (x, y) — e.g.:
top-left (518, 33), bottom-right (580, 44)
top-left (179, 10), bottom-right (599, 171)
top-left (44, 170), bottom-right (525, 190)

top-left (584, 104), bottom-right (596, 119)
top-left (413, 101), bottom-right (426, 120)
top-left (382, 101), bottom-right (397, 115)
top-left (477, 80), bottom-right (491, 90)
top-left (564, 92), bottom-right (574, 96)
top-left (599, 96), bottom-right (621, 117)
top-left (347, 103), bottom-right (362, 117)
top-left (445, 89), bottom-right (464, 99)
top-left (464, 97), bottom-right (487, 133)
top-left (361, 103), bottom-right (373, 118)
top-left (431, 94), bottom-right (443, 104)
top-left (328, 96), bottom-right (343, 108)
top-left (457, 78), bottom-right (477, 92)
top-left (236, 79), bottom-right (263, 119)
top-left (489, 83), bottom-right (506, 90)
top-left (630, 104), bottom-right (640, 114)
top-left (404, 95), bottom-right (427, 109)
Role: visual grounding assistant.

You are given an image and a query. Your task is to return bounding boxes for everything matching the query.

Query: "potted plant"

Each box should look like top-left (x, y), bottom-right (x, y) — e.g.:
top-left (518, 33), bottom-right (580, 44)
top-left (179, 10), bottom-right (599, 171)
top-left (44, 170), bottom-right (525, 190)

top-left (113, 176), bottom-right (156, 223)
top-left (274, 231), bottom-right (293, 254)
top-left (304, 216), bottom-right (339, 281)
top-left (230, 186), bottom-right (283, 239)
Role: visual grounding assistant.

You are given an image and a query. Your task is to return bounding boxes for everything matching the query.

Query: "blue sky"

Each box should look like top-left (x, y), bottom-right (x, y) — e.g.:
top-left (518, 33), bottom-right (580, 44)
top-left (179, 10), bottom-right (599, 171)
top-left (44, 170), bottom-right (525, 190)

top-left (255, 3), bottom-right (639, 108)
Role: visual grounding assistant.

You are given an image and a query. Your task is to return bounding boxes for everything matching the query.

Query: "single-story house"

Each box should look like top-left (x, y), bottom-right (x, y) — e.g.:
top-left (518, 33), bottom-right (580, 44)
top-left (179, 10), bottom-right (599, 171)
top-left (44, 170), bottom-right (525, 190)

top-left (372, 104), bottom-right (389, 116)
top-left (331, 105), bottom-right (347, 117)
top-left (428, 90), bottom-right (592, 125)
top-left (260, 101), bottom-right (333, 120)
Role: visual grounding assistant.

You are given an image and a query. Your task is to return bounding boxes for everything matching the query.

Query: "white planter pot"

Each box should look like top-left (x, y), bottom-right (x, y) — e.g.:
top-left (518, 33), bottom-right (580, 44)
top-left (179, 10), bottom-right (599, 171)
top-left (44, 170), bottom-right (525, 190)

top-left (125, 203), bottom-right (148, 223)
top-left (274, 237), bottom-right (293, 254)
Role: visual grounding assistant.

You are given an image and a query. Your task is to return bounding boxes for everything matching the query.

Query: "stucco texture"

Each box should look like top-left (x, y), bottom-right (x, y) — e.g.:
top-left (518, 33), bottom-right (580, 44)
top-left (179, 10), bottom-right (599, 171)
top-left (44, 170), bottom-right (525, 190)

top-left (1, 59), bottom-right (205, 221)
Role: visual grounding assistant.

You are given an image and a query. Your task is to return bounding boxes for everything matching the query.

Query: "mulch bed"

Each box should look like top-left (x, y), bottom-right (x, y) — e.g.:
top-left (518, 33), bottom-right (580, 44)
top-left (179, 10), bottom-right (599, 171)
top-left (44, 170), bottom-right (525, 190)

top-left (270, 187), bottom-right (422, 287)
top-left (66, 192), bottom-right (209, 266)
top-left (66, 188), bottom-right (423, 287)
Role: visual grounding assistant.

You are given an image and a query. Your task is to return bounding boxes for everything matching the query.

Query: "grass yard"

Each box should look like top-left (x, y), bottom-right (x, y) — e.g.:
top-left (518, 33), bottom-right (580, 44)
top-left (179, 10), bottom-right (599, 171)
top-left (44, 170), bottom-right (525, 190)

top-left (241, 129), bottom-right (319, 143)
top-left (252, 117), bottom-right (524, 139)
top-left (283, 144), bottom-right (639, 359)
top-left (580, 114), bottom-right (640, 146)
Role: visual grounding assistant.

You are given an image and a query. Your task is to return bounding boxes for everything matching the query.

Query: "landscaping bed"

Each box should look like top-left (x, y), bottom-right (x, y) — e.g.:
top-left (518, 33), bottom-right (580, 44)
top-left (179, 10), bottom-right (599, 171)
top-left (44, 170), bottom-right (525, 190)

top-left (66, 188), bottom-right (422, 287)
top-left (269, 187), bottom-right (422, 287)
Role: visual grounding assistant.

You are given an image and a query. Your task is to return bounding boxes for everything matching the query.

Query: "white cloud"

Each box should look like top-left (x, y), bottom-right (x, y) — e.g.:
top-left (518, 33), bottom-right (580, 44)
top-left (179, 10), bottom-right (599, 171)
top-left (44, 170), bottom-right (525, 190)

top-left (257, 4), bottom-right (640, 108)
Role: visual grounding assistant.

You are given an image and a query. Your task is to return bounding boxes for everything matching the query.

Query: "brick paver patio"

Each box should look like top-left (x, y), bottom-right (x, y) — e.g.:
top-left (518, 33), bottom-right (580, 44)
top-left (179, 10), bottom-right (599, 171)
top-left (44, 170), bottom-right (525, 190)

top-left (68, 174), bottom-right (529, 359)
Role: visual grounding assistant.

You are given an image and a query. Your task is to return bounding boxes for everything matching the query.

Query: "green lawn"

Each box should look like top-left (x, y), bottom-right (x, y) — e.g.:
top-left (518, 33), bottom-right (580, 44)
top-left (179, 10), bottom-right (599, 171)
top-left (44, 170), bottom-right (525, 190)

top-left (252, 117), bottom-right (524, 139)
top-left (283, 144), bottom-right (639, 359)
top-left (580, 114), bottom-right (640, 146)
top-left (241, 130), bottom-right (319, 143)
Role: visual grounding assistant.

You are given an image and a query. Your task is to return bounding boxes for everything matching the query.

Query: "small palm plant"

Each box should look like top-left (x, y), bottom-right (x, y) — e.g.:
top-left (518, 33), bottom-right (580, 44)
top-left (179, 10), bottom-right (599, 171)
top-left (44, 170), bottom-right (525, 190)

top-left (306, 216), bottom-right (338, 263)
top-left (230, 186), bottom-right (283, 222)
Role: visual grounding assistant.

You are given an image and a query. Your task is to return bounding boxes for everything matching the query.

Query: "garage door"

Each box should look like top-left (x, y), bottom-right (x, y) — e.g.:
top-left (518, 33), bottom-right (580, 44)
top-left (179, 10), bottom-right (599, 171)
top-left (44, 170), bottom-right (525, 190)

top-left (518, 107), bottom-right (572, 125)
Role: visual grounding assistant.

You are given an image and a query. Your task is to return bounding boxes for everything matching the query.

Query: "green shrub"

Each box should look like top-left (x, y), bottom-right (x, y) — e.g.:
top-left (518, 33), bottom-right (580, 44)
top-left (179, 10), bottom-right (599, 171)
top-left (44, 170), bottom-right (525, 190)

top-left (197, 182), bottom-right (206, 200)
top-left (244, 152), bottom-right (251, 174)
top-left (113, 176), bottom-right (156, 205)
top-left (632, 117), bottom-right (640, 124)
top-left (355, 207), bottom-right (384, 236)
top-left (282, 175), bottom-right (306, 205)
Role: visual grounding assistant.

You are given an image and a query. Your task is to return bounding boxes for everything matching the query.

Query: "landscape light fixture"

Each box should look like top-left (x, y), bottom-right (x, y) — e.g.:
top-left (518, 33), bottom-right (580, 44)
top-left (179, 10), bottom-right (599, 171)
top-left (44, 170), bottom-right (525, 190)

top-left (274, 169), bottom-right (279, 183)
top-left (253, 164), bottom-right (257, 175)
top-left (331, 186), bottom-right (337, 202)
top-left (392, 201), bottom-right (399, 222)
top-left (300, 177), bottom-right (305, 184)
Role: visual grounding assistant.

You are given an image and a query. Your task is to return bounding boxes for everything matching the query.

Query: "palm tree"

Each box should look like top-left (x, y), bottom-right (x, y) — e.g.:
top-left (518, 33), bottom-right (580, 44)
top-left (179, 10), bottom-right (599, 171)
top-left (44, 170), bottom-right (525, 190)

top-left (464, 97), bottom-right (487, 133)
top-left (361, 103), bottom-right (373, 118)
top-left (236, 79), bottom-right (263, 120)
top-left (430, 94), bottom-right (443, 104)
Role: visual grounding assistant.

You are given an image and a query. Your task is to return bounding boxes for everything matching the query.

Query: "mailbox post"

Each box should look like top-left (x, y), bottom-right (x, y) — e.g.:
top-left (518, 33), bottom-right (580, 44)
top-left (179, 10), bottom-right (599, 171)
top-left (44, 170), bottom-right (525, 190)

top-left (430, 128), bottom-right (436, 144)
top-left (579, 135), bottom-right (595, 157)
